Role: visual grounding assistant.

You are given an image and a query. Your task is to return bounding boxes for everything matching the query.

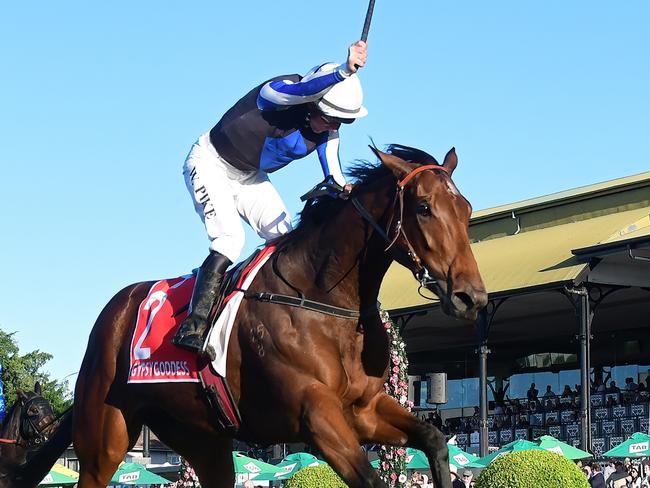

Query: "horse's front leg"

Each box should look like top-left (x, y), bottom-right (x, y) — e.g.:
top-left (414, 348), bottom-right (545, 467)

top-left (300, 385), bottom-right (387, 488)
top-left (353, 393), bottom-right (452, 488)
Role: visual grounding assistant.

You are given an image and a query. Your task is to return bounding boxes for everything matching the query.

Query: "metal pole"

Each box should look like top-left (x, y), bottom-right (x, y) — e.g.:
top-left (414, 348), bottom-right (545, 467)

top-left (143, 425), bottom-right (150, 459)
top-left (574, 288), bottom-right (592, 452)
top-left (478, 342), bottom-right (490, 457)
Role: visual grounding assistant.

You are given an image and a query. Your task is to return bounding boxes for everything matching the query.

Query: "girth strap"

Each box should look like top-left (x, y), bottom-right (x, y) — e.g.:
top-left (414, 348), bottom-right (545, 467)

top-left (245, 291), bottom-right (376, 319)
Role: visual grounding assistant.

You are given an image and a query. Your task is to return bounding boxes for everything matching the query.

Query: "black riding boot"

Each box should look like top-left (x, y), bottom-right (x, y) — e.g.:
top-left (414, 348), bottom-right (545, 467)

top-left (173, 251), bottom-right (232, 357)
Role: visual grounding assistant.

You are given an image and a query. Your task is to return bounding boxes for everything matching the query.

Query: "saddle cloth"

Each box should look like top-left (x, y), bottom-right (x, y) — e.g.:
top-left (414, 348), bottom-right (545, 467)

top-left (128, 245), bottom-right (275, 384)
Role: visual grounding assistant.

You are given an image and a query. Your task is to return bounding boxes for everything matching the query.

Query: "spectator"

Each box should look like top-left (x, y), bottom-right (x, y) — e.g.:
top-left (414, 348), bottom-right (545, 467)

top-left (590, 463), bottom-right (606, 488)
top-left (625, 377), bottom-right (639, 391)
top-left (460, 470), bottom-right (474, 487)
top-left (450, 464), bottom-right (464, 488)
top-left (583, 465), bottom-right (592, 479)
top-left (427, 410), bottom-right (443, 430)
top-left (488, 380), bottom-right (510, 408)
top-left (606, 460), bottom-right (628, 488)
top-left (641, 462), bottom-right (650, 488)
top-left (527, 383), bottom-right (539, 401)
top-left (562, 385), bottom-right (574, 398)
top-left (628, 465), bottom-right (642, 488)
top-left (645, 370), bottom-right (650, 391)
top-left (607, 381), bottom-right (621, 394)
top-left (543, 385), bottom-right (556, 397)
top-left (594, 377), bottom-right (607, 393)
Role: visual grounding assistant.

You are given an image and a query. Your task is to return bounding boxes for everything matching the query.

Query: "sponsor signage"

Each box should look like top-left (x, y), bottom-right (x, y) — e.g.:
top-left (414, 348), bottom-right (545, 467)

top-left (630, 442), bottom-right (649, 454)
top-left (453, 454), bottom-right (469, 465)
top-left (118, 471), bottom-right (140, 483)
top-left (242, 462), bottom-right (261, 473)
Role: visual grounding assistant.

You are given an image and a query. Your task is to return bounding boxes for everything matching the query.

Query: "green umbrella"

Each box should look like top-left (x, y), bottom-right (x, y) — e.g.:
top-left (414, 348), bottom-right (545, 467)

top-left (39, 470), bottom-right (78, 486)
top-left (447, 444), bottom-right (480, 469)
top-left (371, 446), bottom-right (477, 470)
top-left (604, 432), bottom-right (650, 458)
top-left (470, 439), bottom-right (545, 467)
top-left (109, 462), bottom-right (170, 485)
top-left (535, 435), bottom-right (592, 460)
top-left (256, 452), bottom-right (324, 481)
top-left (232, 452), bottom-right (281, 477)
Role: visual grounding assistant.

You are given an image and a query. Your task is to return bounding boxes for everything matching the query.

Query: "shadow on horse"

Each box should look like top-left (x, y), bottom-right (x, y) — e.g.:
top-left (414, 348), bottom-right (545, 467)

top-left (11, 144), bottom-right (487, 488)
top-left (0, 382), bottom-right (60, 487)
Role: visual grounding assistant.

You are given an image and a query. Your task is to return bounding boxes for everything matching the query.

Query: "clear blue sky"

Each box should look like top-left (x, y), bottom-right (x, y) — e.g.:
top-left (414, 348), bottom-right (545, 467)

top-left (1, 1), bottom-right (648, 386)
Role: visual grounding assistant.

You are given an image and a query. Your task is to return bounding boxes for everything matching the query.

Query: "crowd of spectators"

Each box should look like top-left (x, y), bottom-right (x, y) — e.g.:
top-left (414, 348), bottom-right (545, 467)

top-left (427, 374), bottom-right (650, 438)
top-left (580, 459), bottom-right (650, 488)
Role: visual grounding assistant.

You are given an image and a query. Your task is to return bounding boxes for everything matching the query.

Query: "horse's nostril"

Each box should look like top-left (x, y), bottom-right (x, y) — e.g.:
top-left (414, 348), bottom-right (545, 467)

top-left (454, 291), bottom-right (475, 310)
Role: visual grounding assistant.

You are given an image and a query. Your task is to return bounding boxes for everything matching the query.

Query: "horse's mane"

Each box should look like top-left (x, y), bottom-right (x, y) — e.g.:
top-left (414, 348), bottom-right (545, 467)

top-left (0, 399), bottom-right (21, 440)
top-left (273, 144), bottom-right (439, 249)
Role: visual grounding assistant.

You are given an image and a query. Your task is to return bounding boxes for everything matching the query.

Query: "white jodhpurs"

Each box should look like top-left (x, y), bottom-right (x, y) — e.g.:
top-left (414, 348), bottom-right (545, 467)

top-left (183, 133), bottom-right (293, 263)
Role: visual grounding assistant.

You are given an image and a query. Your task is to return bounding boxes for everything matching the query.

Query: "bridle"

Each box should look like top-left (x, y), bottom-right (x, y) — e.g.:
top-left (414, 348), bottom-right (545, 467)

top-left (351, 163), bottom-right (450, 289)
top-left (0, 395), bottom-right (58, 449)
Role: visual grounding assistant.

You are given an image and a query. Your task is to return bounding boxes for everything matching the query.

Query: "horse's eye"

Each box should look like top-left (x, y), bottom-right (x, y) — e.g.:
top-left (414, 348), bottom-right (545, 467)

top-left (417, 202), bottom-right (432, 217)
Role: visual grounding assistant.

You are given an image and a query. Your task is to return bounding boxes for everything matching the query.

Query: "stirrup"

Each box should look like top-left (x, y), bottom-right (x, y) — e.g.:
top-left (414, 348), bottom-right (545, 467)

top-left (201, 343), bottom-right (216, 362)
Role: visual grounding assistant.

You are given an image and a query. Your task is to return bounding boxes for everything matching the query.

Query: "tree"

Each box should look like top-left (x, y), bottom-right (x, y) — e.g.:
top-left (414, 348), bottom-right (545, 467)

top-left (475, 450), bottom-right (589, 488)
top-left (0, 328), bottom-right (72, 415)
top-left (285, 464), bottom-right (348, 488)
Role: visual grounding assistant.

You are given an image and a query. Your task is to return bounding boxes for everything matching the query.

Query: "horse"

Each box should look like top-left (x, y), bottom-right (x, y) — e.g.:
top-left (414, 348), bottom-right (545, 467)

top-left (13, 144), bottom-right (487, 488)
top-left (0, 383), bottom-right (58, 487)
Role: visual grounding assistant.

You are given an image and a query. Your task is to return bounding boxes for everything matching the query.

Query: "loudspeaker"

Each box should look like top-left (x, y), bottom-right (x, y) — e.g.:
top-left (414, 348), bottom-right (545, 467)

top-left (427, 373), bottom-right (448, 404)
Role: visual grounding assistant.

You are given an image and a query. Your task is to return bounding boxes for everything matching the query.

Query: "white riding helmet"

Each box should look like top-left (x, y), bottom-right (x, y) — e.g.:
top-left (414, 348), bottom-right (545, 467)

top-left (304, 62), bottom-right (368, 120)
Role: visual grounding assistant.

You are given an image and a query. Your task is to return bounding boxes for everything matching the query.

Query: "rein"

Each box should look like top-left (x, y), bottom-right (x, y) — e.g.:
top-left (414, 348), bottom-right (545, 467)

top-left (245, 163), bottom-right (449, 317)
top-left (353, 163), bottom-right (449, 287)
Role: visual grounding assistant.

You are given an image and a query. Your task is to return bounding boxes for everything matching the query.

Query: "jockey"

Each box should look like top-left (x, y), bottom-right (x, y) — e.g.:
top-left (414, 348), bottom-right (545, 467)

top-left (173, 41), bottom-right (368, 356)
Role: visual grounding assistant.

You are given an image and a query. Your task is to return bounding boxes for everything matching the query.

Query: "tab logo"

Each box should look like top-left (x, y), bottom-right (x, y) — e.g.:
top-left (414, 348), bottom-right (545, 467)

top-left (453, 454), bottom-right (469, 465)
top-left (119, 472), bottom-right (140, 483)
top-left (630, 442), bottom-right (648, 453)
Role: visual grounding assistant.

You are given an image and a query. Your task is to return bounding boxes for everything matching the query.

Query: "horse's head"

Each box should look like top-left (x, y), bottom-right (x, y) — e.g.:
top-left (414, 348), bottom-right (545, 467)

top-left (372, 145), bottom-right (487, 320)
top-left (10, 382), bottom-right (57, 448)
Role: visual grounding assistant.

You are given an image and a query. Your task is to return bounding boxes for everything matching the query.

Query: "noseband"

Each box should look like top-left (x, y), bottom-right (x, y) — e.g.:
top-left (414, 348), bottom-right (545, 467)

top-left (351, 164), bottom-right (449, 288)
top-left (0, 395), bottom-right (58, 448)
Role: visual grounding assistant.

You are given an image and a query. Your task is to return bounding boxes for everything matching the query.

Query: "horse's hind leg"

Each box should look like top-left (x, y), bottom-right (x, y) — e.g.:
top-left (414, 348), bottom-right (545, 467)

top-left (301, 386), bottom-right (386, 488)
top-left (353, 393), bottom-right (451, 488)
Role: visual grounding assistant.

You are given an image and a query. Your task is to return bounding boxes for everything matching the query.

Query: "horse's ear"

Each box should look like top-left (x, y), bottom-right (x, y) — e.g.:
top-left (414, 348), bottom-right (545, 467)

top-left (369, 146), bottom-right (412, 180)
top-left (17, 389), bottom-right (27, 401)
top-left (442, 147), bottom-right (458, 175)
top-left (34, 382), bottom-right (42, 396)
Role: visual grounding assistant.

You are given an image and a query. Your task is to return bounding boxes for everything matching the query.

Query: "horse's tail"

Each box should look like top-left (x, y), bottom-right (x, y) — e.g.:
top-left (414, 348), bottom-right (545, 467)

top-left (12, 410), bottom-right (73, 488)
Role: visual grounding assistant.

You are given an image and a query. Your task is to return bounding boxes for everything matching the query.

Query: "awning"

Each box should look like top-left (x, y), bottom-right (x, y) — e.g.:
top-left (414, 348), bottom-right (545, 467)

top-left (379, 206), bottom-right (650, 311)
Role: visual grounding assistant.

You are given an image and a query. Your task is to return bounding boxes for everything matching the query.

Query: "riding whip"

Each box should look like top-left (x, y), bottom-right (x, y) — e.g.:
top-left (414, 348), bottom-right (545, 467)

top-left (360, 0), bottom-right (376, 42)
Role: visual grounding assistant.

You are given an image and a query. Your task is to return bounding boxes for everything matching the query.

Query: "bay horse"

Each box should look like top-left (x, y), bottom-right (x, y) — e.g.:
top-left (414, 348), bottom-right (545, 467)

top-left (12, 144), bottom-right (486, 488)
top-left (0, 383), bottom-right (58, 487)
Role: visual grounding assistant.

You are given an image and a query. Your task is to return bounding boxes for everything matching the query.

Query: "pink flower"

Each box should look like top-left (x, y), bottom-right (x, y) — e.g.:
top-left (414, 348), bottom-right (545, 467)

top-left (397, 448), bottom-right (406, 455)
top-left (390, 472), bottom-right (397, 481)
